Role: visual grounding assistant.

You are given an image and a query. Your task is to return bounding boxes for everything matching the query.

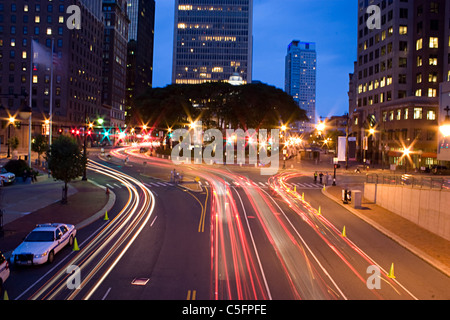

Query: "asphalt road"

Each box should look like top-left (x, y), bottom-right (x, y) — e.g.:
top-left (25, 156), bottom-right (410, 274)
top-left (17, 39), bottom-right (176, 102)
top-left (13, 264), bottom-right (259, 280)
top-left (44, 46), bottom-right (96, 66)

top-left (5, 147), bottom-right (450, 301)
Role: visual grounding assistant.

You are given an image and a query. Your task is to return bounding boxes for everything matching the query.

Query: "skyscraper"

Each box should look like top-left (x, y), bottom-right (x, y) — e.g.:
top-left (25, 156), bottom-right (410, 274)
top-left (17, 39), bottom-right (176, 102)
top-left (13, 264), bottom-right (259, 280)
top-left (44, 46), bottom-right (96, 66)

top-left (348, 0), bottom-right (450, 167)
top-left (125, 0), bottom-right (155, 125)
top-left (0, 0), bottom-right (106, 153)
top-left (172, 0), bottom-right (253, 85)
top-left (102, 0), bottom-right (129, 129)
top-left (285, 40), bottom-right (317, 133)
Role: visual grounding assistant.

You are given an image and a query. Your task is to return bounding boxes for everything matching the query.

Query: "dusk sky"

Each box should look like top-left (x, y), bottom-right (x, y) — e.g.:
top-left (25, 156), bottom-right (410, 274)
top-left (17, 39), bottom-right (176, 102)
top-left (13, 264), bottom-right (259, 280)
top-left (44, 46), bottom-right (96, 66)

top-left (152, 0), bottom-right (358, 121)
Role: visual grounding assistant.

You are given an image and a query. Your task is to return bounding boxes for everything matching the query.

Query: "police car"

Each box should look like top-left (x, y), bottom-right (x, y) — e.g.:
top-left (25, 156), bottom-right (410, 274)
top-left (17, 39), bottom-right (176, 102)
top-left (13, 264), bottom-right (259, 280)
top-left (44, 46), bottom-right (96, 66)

top-left (11, 223), bottom-right (77, 265)
top-left (0, 166), bottom-right (15, 185)
top-left (0, 251), bottom-right (10, 292)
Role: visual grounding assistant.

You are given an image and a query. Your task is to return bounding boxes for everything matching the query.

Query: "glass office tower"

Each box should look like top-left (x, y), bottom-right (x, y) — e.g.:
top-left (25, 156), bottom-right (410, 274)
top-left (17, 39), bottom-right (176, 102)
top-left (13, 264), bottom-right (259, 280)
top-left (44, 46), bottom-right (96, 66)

top-left (172, 0), bottom-right (253, 85)
top-left (285, 40), bottom-right (317, 133)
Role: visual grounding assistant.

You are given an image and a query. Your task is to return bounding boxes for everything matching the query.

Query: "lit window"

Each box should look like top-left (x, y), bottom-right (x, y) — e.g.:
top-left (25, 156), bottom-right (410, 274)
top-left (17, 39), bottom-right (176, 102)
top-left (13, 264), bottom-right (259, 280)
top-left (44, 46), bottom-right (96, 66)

top-left (428, 88), bottom-right (437, 97)
top-left (33, 75), bottom-right (38, 83)
top-left (415, 89), bottom-right (422, 97)
top-left (22, 51), bottom-right (26, 59)
top-left (427, 110), bottom-right (436, 120)
top-left (413, 108), bottom-right (423, 120)
top-left (399, 26), bottom-right (407, 35)
top-left (386, 76), bottom-right (393, 86)
top-left (46, 28), bottom-right (52, 35)
top-left (24, 5), bottom-right (28, 12)
top-left (429, 37), bottom-right (439, 48)
top-left (35, 16), bottom-right (40, 23)
top-left (429, 73), bottom-right (437, 83)
top-left (429, 57), bottom-right (438, 66)
top-left (416, 38), bottom-right (423, 50)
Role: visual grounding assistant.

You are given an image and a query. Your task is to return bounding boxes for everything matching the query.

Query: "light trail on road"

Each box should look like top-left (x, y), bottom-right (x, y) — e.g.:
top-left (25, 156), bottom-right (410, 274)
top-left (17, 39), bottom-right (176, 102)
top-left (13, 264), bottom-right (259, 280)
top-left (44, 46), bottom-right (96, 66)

top-left (27, 160), bottom-right (155, 300)
top-left (269, 171), bottom-right (419, 300)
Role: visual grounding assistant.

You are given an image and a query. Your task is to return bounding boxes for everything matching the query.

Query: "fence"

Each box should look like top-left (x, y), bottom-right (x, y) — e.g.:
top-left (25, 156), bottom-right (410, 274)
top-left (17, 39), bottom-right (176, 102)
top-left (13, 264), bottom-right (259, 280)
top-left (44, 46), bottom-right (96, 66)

top-left (366, 173), bottom-right (450, 191)
top-left (364, 174), bottom-right (450, 241)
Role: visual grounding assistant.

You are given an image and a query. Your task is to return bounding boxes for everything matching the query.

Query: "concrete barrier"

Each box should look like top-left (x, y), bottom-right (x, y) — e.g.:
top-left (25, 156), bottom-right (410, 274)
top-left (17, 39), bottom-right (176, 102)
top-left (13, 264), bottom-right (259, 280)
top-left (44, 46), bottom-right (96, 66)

top-left (364, 183), bottom-right (450, 241)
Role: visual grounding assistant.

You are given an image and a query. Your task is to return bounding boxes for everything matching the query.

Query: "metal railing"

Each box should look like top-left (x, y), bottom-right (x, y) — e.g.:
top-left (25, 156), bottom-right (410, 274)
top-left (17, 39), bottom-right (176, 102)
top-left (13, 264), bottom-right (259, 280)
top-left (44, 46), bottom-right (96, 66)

top-left (366, 173), bottom-right (450, 191)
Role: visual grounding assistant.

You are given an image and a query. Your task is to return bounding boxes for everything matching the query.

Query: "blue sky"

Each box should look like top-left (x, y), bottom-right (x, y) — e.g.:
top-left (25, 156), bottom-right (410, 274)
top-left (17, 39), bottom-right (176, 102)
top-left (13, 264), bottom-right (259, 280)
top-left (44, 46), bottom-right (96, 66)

top-left (152, 0), bottom-right (357, 120)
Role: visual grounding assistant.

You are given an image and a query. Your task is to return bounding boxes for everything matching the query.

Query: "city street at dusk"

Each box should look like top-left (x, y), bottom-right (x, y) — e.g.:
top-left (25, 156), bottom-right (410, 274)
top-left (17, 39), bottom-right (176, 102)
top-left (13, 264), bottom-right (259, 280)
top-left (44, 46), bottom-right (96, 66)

top-left (1, 0), bottom-right (449, 316)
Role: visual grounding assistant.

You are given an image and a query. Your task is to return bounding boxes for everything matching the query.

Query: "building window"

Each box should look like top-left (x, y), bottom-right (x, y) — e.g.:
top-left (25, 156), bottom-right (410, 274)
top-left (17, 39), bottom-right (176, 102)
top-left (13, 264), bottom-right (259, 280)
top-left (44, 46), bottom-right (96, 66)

top-left (416, 38), bottom-right (423, 50)
top-left (399, 25), bottom-right (408, 35)
top-left (429, 37), bottom-right (439, 48)
top-left (427, 110), bottom-right (436, 120)
top-left (414, 107), bottom-right (423, 120)
top-left (428, 88), bottom-right (437, 97)
top-left (429, 55), bottom-right (438, 66)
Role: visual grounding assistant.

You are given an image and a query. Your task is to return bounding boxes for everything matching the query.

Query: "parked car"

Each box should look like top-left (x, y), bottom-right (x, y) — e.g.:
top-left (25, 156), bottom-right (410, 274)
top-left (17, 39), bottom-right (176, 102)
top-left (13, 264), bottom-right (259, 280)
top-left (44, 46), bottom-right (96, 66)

top-left (0, 251), bottom-right (10, 292)
top-left (11, 223), bottom-right (77, 265)
top-left (0, 166), bottom-right (15, 185)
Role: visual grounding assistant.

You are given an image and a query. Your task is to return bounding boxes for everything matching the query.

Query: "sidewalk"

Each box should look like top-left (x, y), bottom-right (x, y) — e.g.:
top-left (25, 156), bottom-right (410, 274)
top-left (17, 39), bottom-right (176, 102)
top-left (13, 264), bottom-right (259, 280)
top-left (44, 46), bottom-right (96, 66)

top-left (0, 176), bottom-right (115, 255)
top-left (323, 185), bottom-right (450, 277)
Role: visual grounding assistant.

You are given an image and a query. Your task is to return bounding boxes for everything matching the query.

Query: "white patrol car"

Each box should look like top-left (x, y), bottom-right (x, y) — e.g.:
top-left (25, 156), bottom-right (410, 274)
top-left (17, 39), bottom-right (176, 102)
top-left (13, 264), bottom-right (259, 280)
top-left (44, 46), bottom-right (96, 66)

top-left (11, 223), bottom-right (77, 265)
top-left (0, 166), bottom-right (15, 185)
top-left (0, 251), bottom-right (10, 292)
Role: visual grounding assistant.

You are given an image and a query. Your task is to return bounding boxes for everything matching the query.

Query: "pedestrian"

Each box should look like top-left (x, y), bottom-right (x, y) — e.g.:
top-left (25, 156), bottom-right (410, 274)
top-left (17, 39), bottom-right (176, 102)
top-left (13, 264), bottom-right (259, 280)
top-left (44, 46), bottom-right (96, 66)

top-left (319, 172), bottom-right (323, 184)
top-left (314, 171), bottom-right (318, 183)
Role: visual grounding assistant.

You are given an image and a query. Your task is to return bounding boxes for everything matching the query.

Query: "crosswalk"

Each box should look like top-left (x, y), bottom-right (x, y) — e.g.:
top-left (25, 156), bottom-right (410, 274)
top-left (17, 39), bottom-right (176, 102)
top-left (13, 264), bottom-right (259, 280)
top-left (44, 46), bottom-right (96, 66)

top-left (197, 180), bottom-right (323, 190)
top-left (103, 180), bottom-right (323, 190)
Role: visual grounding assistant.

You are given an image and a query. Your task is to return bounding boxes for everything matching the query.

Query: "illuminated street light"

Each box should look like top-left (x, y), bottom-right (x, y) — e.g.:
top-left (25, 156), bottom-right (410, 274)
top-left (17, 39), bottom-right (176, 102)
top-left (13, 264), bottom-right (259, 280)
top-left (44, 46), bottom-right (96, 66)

top-left (316, 122), bottom-right (325, 133)
top-left (440, 106), bottom-right (450, 137)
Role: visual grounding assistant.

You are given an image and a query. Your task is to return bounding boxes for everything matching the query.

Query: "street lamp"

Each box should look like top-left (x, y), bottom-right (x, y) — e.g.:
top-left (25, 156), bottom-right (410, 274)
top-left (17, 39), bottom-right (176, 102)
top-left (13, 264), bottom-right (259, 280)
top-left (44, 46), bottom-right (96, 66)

top-left (439, 106), bottom-right (450, 137)
top-left (6, 116), bottom-right (15, 158)
top-left (18, 103), bottom-right (32, 168)
top-left (316, 122), bottom-right (325, 134)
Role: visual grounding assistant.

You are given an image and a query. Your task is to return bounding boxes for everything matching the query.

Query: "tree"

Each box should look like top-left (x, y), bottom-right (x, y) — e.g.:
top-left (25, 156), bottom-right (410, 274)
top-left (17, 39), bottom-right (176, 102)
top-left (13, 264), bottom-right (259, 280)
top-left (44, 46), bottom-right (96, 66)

top-left (8, 136), bottom-right (19, 151)
top-left (31, 134), bottom-right (49, 165)
top-left (45, 135), bottom-right (87, 204)
top-left (134, 82), bottom-right (308, 130)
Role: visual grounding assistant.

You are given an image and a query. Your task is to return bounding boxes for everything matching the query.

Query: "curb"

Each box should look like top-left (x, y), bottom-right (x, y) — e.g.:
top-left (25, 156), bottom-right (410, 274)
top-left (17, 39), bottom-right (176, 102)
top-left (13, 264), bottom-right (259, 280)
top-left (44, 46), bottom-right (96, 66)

top-left (321, 186), bottom-right (450, 278)
top-left (75, 180), bottom-right (116, 230)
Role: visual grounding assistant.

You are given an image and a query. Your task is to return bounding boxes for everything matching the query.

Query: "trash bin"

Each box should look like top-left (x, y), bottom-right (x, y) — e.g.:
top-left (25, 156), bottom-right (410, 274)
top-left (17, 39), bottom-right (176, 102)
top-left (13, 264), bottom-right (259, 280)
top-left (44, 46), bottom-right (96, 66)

top-left (352, 190), bottom-right (362, 209)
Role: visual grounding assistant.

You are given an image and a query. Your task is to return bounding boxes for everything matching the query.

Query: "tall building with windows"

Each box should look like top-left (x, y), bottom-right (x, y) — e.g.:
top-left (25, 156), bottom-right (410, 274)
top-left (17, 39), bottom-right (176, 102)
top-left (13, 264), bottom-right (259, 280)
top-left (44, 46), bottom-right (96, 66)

top-left (285, 40), bottom-right (317, 133)
top-left (125, 0), bottom-right (155, 125)
top-left (172, 0), bottom-right (253, 85)
top-left (0, 0), bottom-right (106, 153)
top-left (102, 0), bottom-right (129, 129)
top-left (348, 0), bottom-right (450, 168)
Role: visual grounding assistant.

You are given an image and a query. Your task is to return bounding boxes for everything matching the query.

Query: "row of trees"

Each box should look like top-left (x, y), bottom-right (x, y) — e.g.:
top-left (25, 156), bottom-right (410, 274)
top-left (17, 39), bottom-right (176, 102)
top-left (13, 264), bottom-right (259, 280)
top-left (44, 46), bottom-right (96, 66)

top-left (134, 82), bottom-right (309, 130)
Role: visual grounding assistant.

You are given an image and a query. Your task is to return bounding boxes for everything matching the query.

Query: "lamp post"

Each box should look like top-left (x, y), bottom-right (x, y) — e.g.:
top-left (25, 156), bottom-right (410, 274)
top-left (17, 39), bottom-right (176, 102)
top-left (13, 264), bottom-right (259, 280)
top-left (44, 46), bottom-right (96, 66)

top-left (6, 116), bottom-right (15, 158)
top-left (440, 106), bottom-right (450, 137)
top-left (333, 157), bottom-right (338, 186)
top-left (18, 103), bottom-right (32, 168)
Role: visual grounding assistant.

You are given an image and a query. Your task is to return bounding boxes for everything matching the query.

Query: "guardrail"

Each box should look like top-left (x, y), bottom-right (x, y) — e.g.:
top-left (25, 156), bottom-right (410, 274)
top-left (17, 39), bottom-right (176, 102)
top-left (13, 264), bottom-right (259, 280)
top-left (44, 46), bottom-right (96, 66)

top-left (366, 173), bottom-right (450, 190)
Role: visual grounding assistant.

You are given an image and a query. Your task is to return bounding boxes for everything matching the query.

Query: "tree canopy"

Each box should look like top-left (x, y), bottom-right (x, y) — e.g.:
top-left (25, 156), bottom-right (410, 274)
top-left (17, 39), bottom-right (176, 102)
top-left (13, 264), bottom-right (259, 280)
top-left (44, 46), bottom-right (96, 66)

top-left (133, 82), bottom-right (308, 130)
top-left (45, 135), bottom-right (87, 204)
